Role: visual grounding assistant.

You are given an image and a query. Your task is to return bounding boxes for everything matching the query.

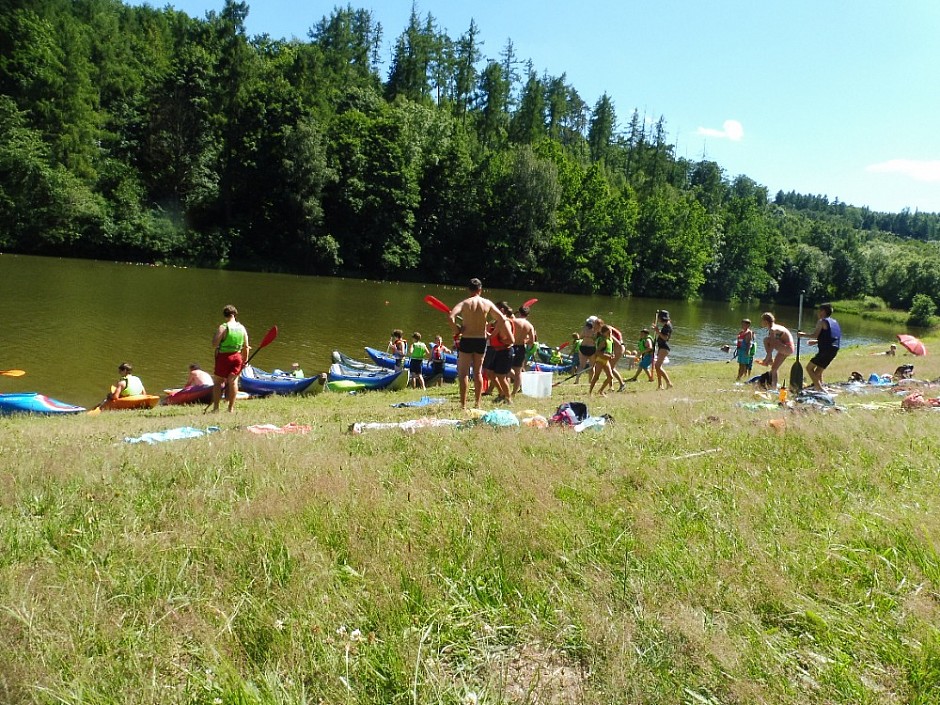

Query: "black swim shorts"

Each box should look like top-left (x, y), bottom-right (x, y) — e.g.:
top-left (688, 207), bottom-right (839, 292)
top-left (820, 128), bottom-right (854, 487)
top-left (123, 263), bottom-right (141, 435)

top-left (579, 345), bottom-right (597, 356)
top-left (511, 344), bottom-right (526, 367)
top-left (487, 348), bottom-right (513, 375)
top-left (458, 337), bottom-right (487, 355)
top-left (810, 348), bottom-right (838, 369)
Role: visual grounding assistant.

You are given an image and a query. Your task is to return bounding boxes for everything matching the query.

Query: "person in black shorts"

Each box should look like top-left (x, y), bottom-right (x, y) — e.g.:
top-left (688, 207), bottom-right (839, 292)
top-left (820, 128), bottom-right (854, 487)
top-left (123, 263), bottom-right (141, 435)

top-left (800, 302), bottom-right (841, 391)
top-left (449, 278), bottom-right (507, 409)
top-left (653, 310), bottom-right (673, 390)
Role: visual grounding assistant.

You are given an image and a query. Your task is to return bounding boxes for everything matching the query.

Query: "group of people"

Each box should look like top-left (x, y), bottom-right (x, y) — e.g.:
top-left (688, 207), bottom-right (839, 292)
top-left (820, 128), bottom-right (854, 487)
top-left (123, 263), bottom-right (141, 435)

top-left (446, 278), bottom-right (675, 408)
top-left (730, 302), bottom-right (842, 391)
top-left (447, 279), bottom-right (539, 408)
top-left (388, 329), bottom-right (451, 390)
top-left (107, 304), bottom-right (251, 412)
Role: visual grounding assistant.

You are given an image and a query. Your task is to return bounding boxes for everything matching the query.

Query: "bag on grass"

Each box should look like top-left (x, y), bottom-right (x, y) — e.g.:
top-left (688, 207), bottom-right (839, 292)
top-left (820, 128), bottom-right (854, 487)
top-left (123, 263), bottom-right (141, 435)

top-left (550, 401), bottom-right (588, 426)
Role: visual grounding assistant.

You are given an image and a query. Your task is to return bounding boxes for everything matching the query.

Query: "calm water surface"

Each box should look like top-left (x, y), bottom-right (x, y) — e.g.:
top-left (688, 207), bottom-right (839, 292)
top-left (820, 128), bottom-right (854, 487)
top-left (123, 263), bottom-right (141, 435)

top-left (0, 254), bottom-right (899, 405)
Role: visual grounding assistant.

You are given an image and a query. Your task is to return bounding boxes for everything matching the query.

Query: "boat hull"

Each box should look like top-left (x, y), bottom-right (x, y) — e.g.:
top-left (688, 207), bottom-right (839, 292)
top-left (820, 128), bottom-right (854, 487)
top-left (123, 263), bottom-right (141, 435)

top-left (0, 393), bottom-right (86, 415)
top-left (364, 347), bottom-right (457, 382)
top-left (239, 365), bottom-right (321, 396)
top-left (327, 364), bottom-right (406, 390)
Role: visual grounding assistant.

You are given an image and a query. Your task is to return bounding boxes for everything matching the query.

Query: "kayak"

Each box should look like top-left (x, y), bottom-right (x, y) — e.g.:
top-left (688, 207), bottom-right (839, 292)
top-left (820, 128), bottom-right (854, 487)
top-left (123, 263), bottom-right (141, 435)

top-left (534, 343), bottom-right (575, 367)
top-left (364, 347), bottom-right (458, 382)
top-left (103, 393), bottom-right (160, 410)
top-left (526, 360), bottom-right (576, 374)
top-left (162, 385), bottom-right (254, 405)
top-left (162, 384), bottom-right (213, 405)
top-left (327, 364), bottom-right (407, 391)
top-left (0, 392), bottom-right (86, 415)
top-left (239, 365), bottom-right (323, 396)
top-left (332, 350), bottom-right (385, 372)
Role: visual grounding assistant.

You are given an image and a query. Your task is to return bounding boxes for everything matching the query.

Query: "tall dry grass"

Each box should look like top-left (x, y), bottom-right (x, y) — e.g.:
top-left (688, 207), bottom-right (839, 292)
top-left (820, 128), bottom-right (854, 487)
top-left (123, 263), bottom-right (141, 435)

top-left (2, 342), bottom-right (940, 704)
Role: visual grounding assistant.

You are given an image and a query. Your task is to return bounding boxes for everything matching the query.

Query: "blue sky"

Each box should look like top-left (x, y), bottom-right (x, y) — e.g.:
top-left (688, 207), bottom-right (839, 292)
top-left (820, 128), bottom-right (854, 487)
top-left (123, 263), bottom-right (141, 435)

top-left (130, 0), bottom-right (940, 214)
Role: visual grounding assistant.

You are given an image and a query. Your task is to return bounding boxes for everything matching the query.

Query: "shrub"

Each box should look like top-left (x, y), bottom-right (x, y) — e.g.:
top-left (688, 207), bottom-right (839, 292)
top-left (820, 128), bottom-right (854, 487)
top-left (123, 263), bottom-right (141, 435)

top-left (907, 294), bottom-right (937, 327)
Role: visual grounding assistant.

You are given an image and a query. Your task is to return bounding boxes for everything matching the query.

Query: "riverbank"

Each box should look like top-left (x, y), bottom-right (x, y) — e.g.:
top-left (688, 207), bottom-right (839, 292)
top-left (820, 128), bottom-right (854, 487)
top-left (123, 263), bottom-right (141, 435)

top-left (3, 344), bottom-right (940, 703)
top-left (832, 296), bottom-right (938, 329)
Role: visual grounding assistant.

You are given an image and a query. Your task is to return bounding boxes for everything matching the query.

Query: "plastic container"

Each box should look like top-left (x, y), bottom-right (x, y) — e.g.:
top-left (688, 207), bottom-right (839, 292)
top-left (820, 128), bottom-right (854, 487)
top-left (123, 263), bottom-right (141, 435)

top-left (779, 385), bottom-right (788, 403)
top-left (521, 371), bottom-right (553, 398)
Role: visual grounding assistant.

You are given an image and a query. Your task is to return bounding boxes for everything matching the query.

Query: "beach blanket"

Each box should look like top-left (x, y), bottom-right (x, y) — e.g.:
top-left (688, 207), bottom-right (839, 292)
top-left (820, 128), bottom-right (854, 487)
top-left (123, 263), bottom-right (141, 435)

top-left (390, 396), bottom-right (447, 408)
top-left (124, 426), bottom-right (220, 444)
top-left (349, 417), bottom-right (462, 434)
top-left (246, 422), bottom-right (312, 435)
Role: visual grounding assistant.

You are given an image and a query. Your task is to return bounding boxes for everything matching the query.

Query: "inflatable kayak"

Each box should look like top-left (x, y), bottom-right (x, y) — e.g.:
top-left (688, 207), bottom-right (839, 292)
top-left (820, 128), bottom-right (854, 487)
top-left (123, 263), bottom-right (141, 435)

top-left (0, 392), bottom-right (86, 415)
top-left (364, 347), bottom-right (458, 382)
top-left (162, 386), bottom-right (254, 405)
top-left (327, 364), bottom-right (407, 391)
top-left (332, 350), bottom-right (385, 372)
top-left (239, 365), bottom-right (322, 396)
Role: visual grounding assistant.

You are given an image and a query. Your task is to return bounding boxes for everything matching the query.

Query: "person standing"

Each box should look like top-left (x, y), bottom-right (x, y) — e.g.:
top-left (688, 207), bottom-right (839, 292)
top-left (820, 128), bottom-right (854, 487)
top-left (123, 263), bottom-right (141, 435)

top-left (801, 302), bottom-right (841, 391)
top-left (449, 278), bottom-right (507, 409)
top-left (408, 331), bottom-right (429, 390)
top-left (734, 318), bottom-right (755, 382)
top-left (511, 304), bottom-right (537, 395)
top-left (627, 328), bottom-right (655, 382)
top-left (211, 304), bottom-right (250, 413)
top-left (757, 312), bottom-right (794, 389)
top-left (485, 301), bottom-right (516, 404)
top-left (653, 310), bottom-right (673, 390)
top-left (429, 335), bottom-right (451, 387)
top-left (389, 329), bottom-right (407, 368)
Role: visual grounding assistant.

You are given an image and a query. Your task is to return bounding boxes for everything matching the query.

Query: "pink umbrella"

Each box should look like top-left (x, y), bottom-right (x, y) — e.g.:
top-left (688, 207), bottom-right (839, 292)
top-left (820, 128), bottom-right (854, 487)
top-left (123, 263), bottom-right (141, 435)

top-left (897, 334), bottom-right (928, 356)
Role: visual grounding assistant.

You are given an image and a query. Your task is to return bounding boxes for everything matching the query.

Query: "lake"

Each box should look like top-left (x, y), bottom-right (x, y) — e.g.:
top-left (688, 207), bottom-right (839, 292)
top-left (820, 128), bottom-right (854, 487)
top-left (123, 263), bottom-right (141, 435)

top-left (0, 254), bottom-right (899, 405)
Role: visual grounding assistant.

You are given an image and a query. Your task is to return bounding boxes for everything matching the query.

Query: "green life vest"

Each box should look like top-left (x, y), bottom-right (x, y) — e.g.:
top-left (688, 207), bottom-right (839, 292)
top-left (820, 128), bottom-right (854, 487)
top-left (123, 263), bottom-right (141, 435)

top-left (410, 341), bottom-right (429, 360)
top-left (121, 374), bottom-right (144, 397)
top-left (218, 321), bottom-right (246, 353)
top-left (637, 336), bottom-right (653, 355)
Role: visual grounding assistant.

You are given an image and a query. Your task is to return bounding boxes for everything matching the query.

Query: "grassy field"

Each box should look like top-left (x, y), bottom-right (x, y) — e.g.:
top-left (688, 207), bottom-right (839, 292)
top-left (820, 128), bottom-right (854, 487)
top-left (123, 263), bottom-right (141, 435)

top-left (3, 343), bottom-right (940, 704)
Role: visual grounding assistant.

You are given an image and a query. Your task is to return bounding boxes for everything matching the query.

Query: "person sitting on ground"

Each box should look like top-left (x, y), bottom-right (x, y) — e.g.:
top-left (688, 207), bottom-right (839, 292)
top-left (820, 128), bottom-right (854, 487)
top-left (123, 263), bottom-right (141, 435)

top-left (109, 362), bottom-right (146, 401)
top-left (185, 363), bottom-right (214, 388)
top-left (408, 331), bottom-right (429, 390)
top-left (871, 343), bottom-right (897, 356)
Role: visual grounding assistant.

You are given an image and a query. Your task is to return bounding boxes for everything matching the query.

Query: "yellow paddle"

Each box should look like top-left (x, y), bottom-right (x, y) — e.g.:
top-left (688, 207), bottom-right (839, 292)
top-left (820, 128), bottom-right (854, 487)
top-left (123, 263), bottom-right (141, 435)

top-left (0, 369), bottom-right (26, 377)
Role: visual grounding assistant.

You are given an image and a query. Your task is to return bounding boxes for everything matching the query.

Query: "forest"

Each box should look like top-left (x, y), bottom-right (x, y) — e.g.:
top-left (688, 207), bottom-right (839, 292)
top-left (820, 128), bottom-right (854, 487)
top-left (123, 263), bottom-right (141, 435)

top-left (2, 0), bottom-right (940, 308)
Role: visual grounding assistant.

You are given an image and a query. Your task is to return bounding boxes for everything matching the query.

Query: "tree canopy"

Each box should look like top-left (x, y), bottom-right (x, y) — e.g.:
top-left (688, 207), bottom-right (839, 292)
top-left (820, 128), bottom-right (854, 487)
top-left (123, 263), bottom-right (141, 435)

top-left (1, 0), bottom-right (938, 307)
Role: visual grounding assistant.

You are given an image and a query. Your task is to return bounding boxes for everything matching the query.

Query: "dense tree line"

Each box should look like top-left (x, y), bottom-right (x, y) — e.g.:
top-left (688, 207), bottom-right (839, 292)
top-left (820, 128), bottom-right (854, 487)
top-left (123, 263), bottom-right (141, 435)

top-left (1, 0), bottom-right (939, 308)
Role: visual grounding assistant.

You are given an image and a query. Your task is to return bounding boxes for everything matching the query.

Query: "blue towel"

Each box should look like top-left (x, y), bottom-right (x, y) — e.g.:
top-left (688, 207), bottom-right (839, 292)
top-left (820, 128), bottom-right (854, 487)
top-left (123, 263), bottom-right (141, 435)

top-left (391, 396), bottom-right (447, 408)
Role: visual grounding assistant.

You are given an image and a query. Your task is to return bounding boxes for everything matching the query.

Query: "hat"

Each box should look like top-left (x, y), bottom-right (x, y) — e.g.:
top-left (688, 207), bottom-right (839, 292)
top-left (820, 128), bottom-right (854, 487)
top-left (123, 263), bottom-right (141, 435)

top-left (586, 315), bottom-right (598, 325)
top-left (658, 310), bottom-right (670, 321)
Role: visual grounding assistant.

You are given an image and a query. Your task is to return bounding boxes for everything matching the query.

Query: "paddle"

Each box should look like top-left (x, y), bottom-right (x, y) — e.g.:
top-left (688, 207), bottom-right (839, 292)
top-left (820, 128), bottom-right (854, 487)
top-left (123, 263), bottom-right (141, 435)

top-left (423, 295), bottom-right (451, 314)
top-left (522, 297), bottom-right (538, 308)
top-left (0, 369), bottom-right (26, 377)
top-left (789, 291), bottom-right (804, 393)
top-left (244, 325), bottom-right (278, 368)
top-left (88, 385), bottom-right (117, 416)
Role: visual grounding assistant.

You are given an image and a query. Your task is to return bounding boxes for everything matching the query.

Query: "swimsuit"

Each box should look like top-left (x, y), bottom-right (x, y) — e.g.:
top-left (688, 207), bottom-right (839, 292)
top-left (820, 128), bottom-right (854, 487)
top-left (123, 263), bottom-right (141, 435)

top-left (458, 337), bottom-right (486, 355)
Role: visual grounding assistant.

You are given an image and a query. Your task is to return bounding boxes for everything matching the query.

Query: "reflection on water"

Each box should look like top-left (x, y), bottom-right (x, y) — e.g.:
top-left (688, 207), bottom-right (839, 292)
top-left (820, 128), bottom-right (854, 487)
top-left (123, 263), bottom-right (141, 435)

top-left (0, 254), bottom-right (900, 405)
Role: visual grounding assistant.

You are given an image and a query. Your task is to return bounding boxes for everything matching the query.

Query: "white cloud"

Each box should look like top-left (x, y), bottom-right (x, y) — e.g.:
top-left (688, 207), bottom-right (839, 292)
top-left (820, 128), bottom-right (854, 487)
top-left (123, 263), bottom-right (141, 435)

top-left (865, 159), bottom-right (940, 183)
top-left (696, 119), bottom-right (744, 142)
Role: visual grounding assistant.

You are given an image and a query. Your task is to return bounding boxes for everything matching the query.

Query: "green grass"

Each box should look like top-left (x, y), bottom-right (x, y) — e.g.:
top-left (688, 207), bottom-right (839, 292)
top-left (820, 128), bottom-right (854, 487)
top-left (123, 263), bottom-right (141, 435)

top-left (831, 297), bottom-right (938, 329)
top-left (3, 343), bottom-right (940, 704)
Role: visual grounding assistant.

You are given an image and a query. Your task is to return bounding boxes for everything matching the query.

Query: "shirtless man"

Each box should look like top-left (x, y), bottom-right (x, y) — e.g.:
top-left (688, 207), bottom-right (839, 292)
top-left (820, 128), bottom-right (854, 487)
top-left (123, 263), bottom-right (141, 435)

top-left (449, 278), bottom-right (508, 409)
top-left (511, 304), bottom-right (537, 395)
top-left (487, 301), bottom-right (517, 403)
top-left (757, 311), bottom-right (794, 388)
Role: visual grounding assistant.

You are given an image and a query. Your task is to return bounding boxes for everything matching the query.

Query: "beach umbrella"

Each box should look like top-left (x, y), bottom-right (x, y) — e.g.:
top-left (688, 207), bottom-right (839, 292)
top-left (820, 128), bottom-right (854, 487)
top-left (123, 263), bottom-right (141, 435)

top-left (897, 333), bottom-right (927, 356)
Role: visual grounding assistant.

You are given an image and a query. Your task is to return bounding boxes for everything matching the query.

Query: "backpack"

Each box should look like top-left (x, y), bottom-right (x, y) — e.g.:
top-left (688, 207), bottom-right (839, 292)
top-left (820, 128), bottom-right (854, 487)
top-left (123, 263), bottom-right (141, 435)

top-left (550, 401), bottom-right (588, 426)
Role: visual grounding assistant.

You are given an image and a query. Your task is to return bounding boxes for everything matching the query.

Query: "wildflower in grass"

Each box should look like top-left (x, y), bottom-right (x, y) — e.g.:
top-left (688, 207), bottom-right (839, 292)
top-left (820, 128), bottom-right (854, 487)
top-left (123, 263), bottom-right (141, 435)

top-left (464, 691), bottom-right (479, 705)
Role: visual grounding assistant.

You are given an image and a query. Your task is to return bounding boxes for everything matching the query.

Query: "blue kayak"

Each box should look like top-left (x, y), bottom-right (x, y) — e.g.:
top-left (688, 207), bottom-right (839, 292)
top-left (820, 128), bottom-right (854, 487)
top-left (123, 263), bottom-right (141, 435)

top-left (239, 365), bottom-right (323, 396)
top-left (328, 363), bottom-right (407, 390)
top-left (0, 392), bottom-right (86, 415)
top-left (364, 347), bottom-right (458, 382)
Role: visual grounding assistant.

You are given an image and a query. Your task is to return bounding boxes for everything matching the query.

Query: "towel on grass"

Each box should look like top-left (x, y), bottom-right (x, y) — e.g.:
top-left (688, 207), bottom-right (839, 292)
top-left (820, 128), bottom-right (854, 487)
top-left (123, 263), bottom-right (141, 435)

top-left (390, 396), bottom-right (447, 408)
top-left (124, 426), bottom-right (220, 444)
top-left (246, 422), bottom-right (311, 435)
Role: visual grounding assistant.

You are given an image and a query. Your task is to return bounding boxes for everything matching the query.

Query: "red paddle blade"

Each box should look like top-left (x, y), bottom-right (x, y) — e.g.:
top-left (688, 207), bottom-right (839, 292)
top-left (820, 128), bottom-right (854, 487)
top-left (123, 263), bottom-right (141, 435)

top-left (424, 295), bottom-right (451, 314)
top-left (558, 342), bottom-right (569, 350)
top-left (523, 298), bottom-right (538, 308)
top-left (258, 325), bottom-right (278, 350)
